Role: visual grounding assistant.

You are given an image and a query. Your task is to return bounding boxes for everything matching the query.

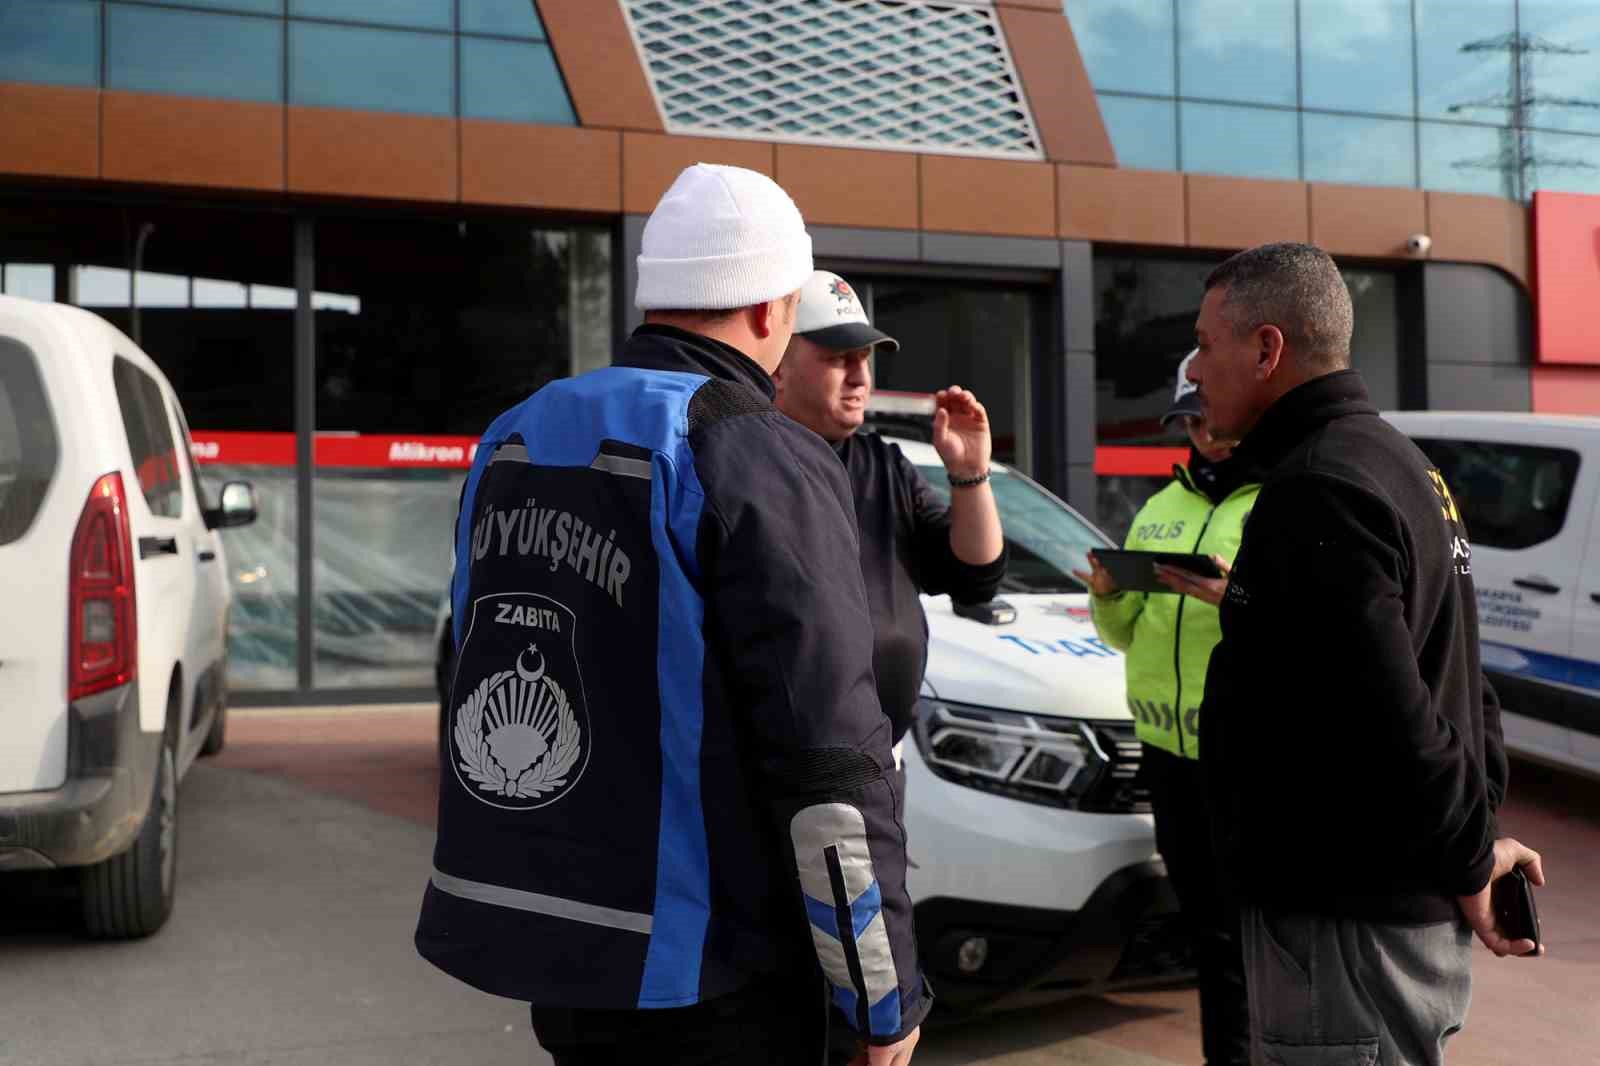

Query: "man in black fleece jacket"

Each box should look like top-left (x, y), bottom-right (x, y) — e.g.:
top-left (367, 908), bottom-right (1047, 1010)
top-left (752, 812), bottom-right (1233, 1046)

top-left (1183, 242), bottom-right (1545, 1066)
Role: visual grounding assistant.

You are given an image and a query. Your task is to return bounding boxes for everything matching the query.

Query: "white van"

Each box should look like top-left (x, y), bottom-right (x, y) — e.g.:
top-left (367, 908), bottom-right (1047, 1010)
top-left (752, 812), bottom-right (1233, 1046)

top-left (0, 296), bottom-right (257, 937)
top-left (1385, 412), bottom-right (1600, 779)
top-left (435, 437), bottom-right (1186, 1014)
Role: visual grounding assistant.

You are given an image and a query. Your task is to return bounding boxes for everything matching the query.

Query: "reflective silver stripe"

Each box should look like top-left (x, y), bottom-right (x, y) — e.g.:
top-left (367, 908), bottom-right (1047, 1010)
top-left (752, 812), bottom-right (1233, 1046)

top-left (791, 803), bottom-right (875, 905)
top-left (856, 910), bottom-right (897, 1006)
top-left (491, 444), bottom-right (529, 465)
top-left (790, 803), bottom-right (899, 1004)
top-left (431, 868), bottom-right (653, 934)
top-left (590, 454), bottom-right (653, 480)
top-left (806, 920), bottom-right (852, 991)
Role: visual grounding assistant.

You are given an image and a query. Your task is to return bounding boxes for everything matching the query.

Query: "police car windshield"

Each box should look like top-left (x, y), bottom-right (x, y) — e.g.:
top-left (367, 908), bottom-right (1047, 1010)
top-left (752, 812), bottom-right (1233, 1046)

top-left (917, 465), bottom-right (1108, 594)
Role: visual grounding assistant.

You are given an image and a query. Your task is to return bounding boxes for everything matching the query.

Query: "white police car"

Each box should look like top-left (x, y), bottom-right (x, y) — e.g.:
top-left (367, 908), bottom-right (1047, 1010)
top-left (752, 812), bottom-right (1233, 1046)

top-left (434, 437), bottom-right (1185, 1014)
top-left (1385, 412), bottom-right (1600, 780)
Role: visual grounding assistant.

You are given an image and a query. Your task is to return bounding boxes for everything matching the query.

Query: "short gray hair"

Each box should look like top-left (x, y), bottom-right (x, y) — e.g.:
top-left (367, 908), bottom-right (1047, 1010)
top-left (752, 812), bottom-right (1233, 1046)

top-left (1203, 242), bottom-right (1353, 370)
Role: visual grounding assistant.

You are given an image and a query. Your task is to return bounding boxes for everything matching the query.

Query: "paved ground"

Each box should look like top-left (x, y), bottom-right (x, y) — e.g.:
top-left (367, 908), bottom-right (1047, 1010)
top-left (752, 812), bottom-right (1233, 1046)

top-left (4, 704), bottom-right (1596, 1065)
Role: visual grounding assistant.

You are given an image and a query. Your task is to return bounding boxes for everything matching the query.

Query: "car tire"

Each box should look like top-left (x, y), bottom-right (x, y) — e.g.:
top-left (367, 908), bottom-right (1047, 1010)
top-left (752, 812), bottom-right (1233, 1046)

top-left (199, 694), bottom-right (227, 757)
top-left (80, 716), bottom-right (178, 939)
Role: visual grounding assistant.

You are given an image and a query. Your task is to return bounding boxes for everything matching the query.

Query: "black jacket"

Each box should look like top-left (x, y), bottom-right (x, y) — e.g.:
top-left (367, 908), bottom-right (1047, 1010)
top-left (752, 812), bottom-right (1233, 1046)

top-left (1200, 370), bottom-right (1508, 923)
top-left (418, 325), bottom-right (929, 1043)
top-left (837, 433), bottom-right (1006, 742)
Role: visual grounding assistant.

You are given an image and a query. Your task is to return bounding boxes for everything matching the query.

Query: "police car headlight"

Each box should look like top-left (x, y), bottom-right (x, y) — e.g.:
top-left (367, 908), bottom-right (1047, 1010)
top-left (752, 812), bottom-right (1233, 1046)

top-left (912, 698), bottom-right (1113, 809)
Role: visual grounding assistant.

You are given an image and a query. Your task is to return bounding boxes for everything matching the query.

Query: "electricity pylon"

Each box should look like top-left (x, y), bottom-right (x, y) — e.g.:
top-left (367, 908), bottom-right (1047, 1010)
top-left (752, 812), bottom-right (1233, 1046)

top-left (1446, 32), bottom-right (1599, 200)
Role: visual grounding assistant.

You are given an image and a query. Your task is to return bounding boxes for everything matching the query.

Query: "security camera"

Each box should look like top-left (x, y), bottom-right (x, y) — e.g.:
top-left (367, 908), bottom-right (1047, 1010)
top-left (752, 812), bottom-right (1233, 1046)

top-left (1406, 233), bottom-right (1432, 256)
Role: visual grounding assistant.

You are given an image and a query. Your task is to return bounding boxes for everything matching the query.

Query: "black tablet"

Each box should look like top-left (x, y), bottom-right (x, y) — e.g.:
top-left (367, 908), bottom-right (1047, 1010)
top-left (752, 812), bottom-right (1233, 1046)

top-left (1090, 549), bottom-right (1223, 595)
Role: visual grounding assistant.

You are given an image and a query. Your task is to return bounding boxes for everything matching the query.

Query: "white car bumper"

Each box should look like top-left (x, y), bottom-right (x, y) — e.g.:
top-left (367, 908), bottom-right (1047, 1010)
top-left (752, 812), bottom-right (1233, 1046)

top-left (901, 735), bottom-right (1191, 1013)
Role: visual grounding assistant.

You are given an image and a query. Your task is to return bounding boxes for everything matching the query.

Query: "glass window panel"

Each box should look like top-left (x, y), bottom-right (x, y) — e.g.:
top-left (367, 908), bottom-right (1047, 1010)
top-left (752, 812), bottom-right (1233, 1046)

top-left (76, 267), bottom-right (132, 307)
top-left (134, 271), bottom-right (190, 308)
top-left (460, 38), bottom-right (576, 124)
top-left (310, 217), bottom-right (596, 689)
top-left (871, 283), bottom-right (1038, 474)
top-left (461, 0), bottom-right (546, 38)
top-left (1063, 0), bottom-right (1175, 96)
top-left (251, 284), bottom-right (297, 309)
top-left (107, 5), bottom-right (283, 103)
top-left (1518, 1), bottom-right (1600, 134)
top-left (1092, 255), bottom-right (1217, 450)
top-left (289, 0), bottom-right (451, 31)
top-left (290, 22), bottom-right (454, 116)
top-left (1300, 0), bottom-right (1414, 117)
top-left (202, 459), bottom-right (299, 690)
top-left (1180, 102), bottom-right (1299, 180)
top-left (0, 0), bottom-right (100, 88)
top-left (194, 278), bottom-right (248, 308)
top-left (177, 0), bottom-right (283, 13)
top-left (1344, 270), bottom-right (1400, 410)
top-left (1302, 113), bottom-right (1416, 187)
top-left (1179, 0), bottom-right (1295, 106)
top-left (1416, 0), bottom-right (1516, 123)
top-left (1527, 130), bottom-right (1600, 195)
top-left (3, 264), bottom-right (54, 302)
top-left (1420, 122), bottom-right (1519, 197)
top-left (1097, 94), bottom-right (1178, 171)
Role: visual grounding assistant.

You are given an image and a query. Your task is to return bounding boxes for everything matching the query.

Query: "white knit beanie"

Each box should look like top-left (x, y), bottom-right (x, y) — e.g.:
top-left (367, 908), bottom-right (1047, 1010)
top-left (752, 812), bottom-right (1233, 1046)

top-left (635, 163), bottom-right (814, 311)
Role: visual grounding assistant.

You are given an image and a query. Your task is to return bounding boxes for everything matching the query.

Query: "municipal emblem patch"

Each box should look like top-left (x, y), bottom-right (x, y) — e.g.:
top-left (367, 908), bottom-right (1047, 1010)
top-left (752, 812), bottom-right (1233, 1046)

top-left (450, 593), bottom-right (591, 810)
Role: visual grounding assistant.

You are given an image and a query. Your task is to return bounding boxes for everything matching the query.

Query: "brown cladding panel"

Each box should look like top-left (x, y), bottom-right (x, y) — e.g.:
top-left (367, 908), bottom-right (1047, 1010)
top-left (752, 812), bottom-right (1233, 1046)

top-left (1058, 165), bottom-right (1184, 246)
top-left (920, 155), bottom-right (1056, 237)
top-left (0, 82), bottom-right (98, 180)
top-left (461, 121), bottom-right (621, 212)
top-left (1427, 191), bottom-right (1530, 288)
top-left (1308, 184), bottom-right (1427, 258)
top-left (539, 0), bottom-right (662, 133)
top-left (287, 107), bottom-right (457, 203)
top-left (995, 6), bottom-right (1115, 166)
top-left (103, 92), bottom-right (283, 191)
top-left (1186, 174), bottom-right (1310, 250)
top-left (622, 132), bottom-right (775, 215)
top-left (774, 145), bottom-right (918, 230)
top-left (993, 0), bottom-right (1062, 9)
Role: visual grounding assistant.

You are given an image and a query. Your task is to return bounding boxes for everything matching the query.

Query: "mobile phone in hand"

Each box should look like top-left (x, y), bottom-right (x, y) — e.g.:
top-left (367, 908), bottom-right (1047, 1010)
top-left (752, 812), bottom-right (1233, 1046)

top-left (1490, 865), bottom-right (1541, 956)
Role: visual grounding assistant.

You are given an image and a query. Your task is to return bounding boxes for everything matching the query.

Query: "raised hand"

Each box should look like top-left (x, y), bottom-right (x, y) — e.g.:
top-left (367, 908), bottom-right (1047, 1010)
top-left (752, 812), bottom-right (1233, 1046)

top-left (932, 386), bottom-right (991, 480)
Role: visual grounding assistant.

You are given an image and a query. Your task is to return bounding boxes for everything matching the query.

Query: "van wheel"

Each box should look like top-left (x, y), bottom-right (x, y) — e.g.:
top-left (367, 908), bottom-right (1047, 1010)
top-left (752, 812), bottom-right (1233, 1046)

top-left (81, 730), bottom-right (178, 939)
top-left (200, 699), bottom-right (227, 756)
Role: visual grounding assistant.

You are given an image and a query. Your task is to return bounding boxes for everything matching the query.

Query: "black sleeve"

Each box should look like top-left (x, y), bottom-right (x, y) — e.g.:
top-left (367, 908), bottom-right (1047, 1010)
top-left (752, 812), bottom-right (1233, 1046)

top-left (693, 402), bottom-right (929, 1044)
top-left (896, 446), bottom-right (1006, 605)
top-left (1244, 475), bottom-right (1497, 897)
top-left (1482, 673), bottom-right (1509, 820)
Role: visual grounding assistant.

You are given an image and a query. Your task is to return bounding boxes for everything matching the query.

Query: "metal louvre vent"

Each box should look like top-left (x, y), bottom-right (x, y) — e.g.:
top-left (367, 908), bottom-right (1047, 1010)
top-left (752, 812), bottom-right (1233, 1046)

top-left (620, 0), bottom-right (1045, 159)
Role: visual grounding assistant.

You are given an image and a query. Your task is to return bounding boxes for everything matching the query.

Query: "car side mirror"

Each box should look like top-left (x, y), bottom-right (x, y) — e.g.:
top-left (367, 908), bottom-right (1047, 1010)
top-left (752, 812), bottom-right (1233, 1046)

top-left (207, 480), bottom-right (258, 530)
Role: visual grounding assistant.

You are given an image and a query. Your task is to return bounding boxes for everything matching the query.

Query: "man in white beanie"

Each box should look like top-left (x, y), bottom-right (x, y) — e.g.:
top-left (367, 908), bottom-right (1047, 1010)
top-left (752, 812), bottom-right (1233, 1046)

top-left (418, 165), bottom-right (928, 1066)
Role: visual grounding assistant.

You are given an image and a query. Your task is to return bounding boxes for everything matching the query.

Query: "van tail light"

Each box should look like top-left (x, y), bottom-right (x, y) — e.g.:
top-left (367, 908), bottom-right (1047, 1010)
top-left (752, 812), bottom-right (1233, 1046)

top-left (68, 472), bottom-right (138, 701)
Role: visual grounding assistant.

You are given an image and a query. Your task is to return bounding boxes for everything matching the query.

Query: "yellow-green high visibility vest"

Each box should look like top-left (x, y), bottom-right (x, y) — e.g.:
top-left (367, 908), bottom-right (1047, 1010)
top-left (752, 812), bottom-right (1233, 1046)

top-left (1090, 467), bottom-right (1259, 760)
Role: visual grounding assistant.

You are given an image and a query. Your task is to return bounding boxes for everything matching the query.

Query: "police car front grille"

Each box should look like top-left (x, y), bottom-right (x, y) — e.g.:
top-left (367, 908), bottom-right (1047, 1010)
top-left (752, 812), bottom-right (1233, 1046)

top-left (1081, 724), bottom-right (1151, 814)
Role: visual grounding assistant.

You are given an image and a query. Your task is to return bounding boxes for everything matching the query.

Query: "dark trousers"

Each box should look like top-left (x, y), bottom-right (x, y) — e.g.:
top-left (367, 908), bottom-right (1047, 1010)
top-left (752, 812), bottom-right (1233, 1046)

top-left (530, 973), bottom-right (829, 1066)
top-left (1145, 745), bottom-right (1251, 1066)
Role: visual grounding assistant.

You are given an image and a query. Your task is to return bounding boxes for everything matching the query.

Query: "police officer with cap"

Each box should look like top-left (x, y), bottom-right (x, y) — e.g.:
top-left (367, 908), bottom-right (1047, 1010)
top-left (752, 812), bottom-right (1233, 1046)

top-left (775, 271), bottom-right (1004, 1063)
top-left (418, 170), bottom-right (928, 1065)
top-left (1072, 350), bottom-right (1259, 1066)
top-left (775, 270), bottom-right (1006, 761)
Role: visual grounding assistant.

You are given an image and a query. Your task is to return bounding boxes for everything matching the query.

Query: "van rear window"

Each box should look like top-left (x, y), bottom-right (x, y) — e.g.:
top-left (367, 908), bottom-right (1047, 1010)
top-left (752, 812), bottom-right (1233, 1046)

top-left (0, 337), bottom-right (59, 546)
top-left (1414, 437), bottom-right (1581, 551)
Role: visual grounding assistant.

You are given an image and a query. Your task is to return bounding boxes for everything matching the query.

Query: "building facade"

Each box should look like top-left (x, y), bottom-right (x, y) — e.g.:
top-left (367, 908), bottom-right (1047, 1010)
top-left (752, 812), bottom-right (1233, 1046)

top-left (2, 0), bottom-right (1597, 702)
